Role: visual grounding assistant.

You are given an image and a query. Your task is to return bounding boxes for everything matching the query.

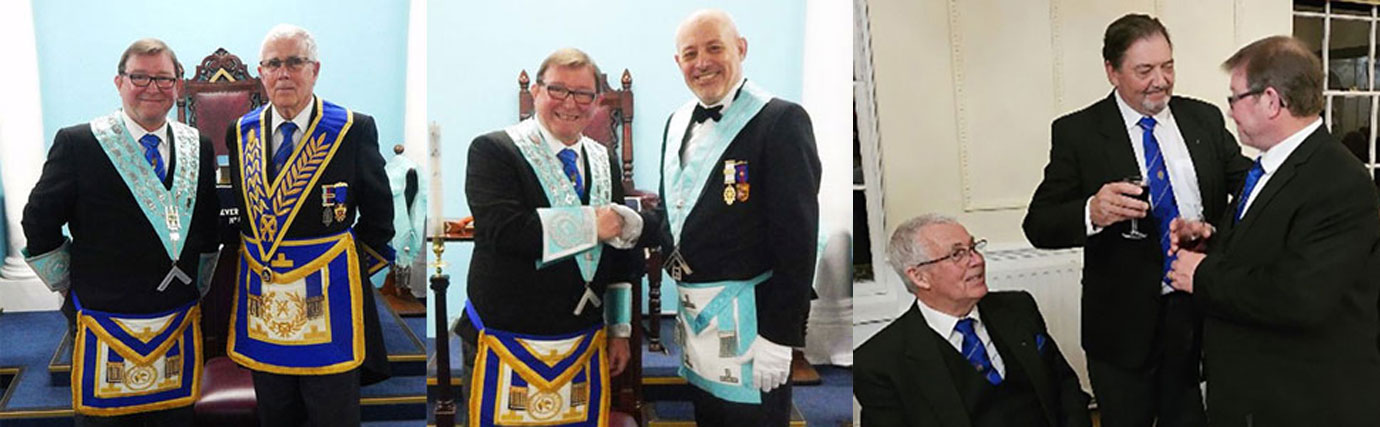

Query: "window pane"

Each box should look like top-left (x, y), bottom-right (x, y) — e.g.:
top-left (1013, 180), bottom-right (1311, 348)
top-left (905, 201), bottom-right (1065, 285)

top-left (1333, 95), bottom-right (1373, 164)
top-left (1329, 17), bottom-right (1371, 90)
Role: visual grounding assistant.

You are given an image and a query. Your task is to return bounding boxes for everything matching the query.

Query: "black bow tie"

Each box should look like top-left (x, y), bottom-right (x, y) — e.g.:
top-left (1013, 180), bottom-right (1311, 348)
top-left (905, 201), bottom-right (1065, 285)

top-left (691, 105), bottom-right (724, 124)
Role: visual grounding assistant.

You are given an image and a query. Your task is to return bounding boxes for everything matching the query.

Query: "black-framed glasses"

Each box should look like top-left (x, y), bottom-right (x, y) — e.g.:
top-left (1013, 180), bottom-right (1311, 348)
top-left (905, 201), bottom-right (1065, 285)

top-left (913, 239), bottom-right (987, 268)
top-left (259, 56), bottom-right (314, 72)
top-left (1227, 88), bottom-right (1265, 106)
top-left (121, 73), bottom-right (177, 89)
top-left (537, 82), bottom-right (598, 104)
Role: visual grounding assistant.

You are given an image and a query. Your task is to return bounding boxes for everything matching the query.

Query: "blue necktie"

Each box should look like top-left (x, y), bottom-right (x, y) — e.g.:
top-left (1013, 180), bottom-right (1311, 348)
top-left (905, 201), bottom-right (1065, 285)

top-left (1137, 117), bottom-right (1181, 280)
top-left (272, 122), bottom-right (298, 181)
top-left (1235, 158), bottom-right (1265, 222)
top-left (954, 318), bottom-right (1002, 385)
top-left (138, 134), bottom-right (166, 182)
top-left (556, 148), bottom-right (585, 198)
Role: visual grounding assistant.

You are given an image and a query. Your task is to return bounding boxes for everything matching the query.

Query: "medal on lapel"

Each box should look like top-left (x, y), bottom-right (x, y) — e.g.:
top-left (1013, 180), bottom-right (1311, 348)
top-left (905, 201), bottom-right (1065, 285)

top-left (722, 160), bottom-right (737, 205)
top-left (321, 183), bottom-right (349, 226)
top-left (734, 161), bottom-right (750, 203)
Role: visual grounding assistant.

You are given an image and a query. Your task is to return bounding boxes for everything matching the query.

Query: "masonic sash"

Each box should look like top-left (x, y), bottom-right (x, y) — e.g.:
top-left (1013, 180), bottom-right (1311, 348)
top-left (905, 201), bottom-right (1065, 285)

top-left (72, 295), bottom-right (201, 416)
top-left (229, 99), bottom-right (367, 374)
top-left (466, 303), bottom-right (611, 426)
top-left (660, 81), bottom-right (774, 403)
top-left (505, 119), bottom-right (612, 316)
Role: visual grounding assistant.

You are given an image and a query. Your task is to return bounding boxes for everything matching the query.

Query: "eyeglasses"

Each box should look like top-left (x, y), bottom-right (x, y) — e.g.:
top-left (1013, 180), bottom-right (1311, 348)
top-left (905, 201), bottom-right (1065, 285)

top-left (537, 82), bottom-right (597, 104)
top-left (1227, 88), bottom-right (1264, 106)
top-left (259, 56), bottom-right (314, 72)
top-left (913, 239), bottom-right (987, 268)
top-left (121, 73), bottom-right (177, 89)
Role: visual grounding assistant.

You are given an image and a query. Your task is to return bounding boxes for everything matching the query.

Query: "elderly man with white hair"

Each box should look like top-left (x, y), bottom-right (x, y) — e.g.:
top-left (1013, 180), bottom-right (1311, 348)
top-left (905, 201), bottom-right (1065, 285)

top-left (854, 214), bottom-right (1091, 427)
top-left (223, 23), bottom-right (394, 426)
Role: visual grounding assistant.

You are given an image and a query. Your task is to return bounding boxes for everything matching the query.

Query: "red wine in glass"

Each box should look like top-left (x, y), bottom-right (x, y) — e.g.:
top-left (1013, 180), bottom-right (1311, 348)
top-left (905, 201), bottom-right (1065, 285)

top-left (1123, 176), bottom-right (1149, 240)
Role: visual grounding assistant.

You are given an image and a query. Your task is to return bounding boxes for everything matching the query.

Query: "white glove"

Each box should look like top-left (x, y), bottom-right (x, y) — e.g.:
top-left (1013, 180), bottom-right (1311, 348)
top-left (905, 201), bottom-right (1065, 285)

top-left (731, 336), bottom-right (793, 392)
top-left (604, 204), bottom-right (643, 249)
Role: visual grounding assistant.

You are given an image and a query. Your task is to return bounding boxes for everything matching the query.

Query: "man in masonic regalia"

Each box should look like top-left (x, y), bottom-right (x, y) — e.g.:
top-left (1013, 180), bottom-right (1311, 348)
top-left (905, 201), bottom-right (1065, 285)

top-left (223, 24), bottom-right (394, 426)
top-left (22, 38), bottom-right (220, 426)
top-left (649, 9), bottom-right (822, 426)
top-left (457, 47), bottom-right (643, 426)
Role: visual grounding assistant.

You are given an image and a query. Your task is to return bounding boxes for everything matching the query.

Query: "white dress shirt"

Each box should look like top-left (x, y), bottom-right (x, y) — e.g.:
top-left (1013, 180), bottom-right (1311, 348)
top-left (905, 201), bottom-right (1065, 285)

top-left (684, 77), bottom-right (748, 164)
top-left (537, 119), bottom-right (584, 183)
top-left (270, 96), bottom-right (315, 156)
top-left (915, 299), bottom-right (1006, 378)
top-left (121, 111), bottom-right (170, 167)
top-left (1239, 118), bottom-right (1322, 218)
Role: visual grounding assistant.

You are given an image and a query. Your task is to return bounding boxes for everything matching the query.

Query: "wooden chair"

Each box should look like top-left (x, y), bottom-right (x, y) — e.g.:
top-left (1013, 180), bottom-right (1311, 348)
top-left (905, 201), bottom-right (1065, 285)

top-left (519, 68), bottom-right (661, 421)
top-left (175, 47), bottom-right (264, 425)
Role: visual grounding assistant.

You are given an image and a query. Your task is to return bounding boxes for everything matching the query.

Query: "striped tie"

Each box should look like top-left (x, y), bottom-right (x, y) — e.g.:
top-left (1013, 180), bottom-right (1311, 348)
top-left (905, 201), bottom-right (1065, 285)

top-left (271, 122), bottom-right (298, 181)
top-left (138, 134), bottom-right (166, 181)
top-left (955, 318), bottom-right (1002, 385)
top-left (1137, 117), bottom-right (1180, 283)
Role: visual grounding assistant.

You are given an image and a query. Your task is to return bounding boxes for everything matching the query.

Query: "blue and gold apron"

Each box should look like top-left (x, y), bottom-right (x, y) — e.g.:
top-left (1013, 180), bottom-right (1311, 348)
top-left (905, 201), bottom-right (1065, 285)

top-left (228, 98), bottom-right (371, 374)
top-left (661, 81), bottom-right (775, 404)
top-left (466, 303), bottom-right (611, 426)
top-left (72, 295), bottom-right (201, 415)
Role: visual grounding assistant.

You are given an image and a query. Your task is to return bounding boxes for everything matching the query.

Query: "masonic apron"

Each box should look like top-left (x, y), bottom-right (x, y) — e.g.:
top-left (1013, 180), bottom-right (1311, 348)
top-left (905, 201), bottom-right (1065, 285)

top-left (228, 99), bottom-right (370, 375)
top-left (65, 111), bottom-right (209, 415)
top-left (662, 81), bottom-right (775, 404)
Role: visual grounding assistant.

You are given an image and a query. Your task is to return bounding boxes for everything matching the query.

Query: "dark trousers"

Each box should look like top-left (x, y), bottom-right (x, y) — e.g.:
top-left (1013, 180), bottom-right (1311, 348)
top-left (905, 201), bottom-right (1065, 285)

top-left (1088, 292), bottom-right (1205, 427)
top-left (690, 382), bottom-right (792, 427)
top-left (252, 369), bottom-right (360, 427)
top-left (457, 338), bottom-right (477, 425)
top-left (74, 406), bottom-right (193, 427)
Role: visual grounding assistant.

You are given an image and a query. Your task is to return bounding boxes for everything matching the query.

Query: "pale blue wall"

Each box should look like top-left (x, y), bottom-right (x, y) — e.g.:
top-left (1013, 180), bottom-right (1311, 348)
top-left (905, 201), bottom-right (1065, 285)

top-left (32, 0), bottom-right (410, 151)
top-left (427, 1), bottom-right (807, 337)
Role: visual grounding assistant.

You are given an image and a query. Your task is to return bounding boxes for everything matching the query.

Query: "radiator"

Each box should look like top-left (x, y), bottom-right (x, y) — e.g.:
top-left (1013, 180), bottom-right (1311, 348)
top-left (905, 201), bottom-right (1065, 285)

top-left (984, 246), bottom-right (1089, 393)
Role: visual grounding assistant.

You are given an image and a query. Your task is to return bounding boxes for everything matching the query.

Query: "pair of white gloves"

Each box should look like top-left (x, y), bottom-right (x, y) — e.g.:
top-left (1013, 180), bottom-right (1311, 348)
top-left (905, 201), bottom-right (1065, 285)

top-left (731, 336), bottom-right (793, 392)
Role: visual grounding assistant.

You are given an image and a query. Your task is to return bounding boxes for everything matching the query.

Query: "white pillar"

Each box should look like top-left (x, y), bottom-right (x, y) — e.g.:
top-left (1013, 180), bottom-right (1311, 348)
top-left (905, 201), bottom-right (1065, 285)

top-left (0, 0), bottom-right (59, 311)
top-left (801, 0), bottom-right (853, 365)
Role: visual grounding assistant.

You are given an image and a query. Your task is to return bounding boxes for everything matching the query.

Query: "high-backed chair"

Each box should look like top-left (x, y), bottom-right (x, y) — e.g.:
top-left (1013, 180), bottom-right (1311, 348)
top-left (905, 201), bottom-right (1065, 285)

top-left (176, 47), bottom-right (265, 425)
top-left (518, 68), bottom-right (661, 421)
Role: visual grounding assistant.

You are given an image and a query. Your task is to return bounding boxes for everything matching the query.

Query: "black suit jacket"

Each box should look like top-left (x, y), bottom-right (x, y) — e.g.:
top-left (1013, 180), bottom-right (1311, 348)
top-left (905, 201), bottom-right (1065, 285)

top-left (458, 130), bottom-right (636, 340)
top-left (854, 291), bottom-right (1091, 427)
top-left (1193, 125), bottom-right (1380, 426)
top-left (23, 123), bottom-right (219, 314)
top-left (224, 101), bottom-right (394, 384)
top-left (648, 96), bottom-right (822, 347)
top-left (1023, 93), bottom-right (1251, 369)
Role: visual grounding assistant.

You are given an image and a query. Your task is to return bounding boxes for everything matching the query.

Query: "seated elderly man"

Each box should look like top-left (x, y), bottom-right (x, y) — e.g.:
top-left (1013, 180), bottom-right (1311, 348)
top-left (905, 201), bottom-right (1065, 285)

top-left (854, 214), bottom-right (1091, 427)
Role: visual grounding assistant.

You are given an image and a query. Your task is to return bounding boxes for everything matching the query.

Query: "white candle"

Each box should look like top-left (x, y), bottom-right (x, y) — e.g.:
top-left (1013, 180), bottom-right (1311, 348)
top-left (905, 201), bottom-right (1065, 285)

top-left (428, 122), bottom-right (443, 238)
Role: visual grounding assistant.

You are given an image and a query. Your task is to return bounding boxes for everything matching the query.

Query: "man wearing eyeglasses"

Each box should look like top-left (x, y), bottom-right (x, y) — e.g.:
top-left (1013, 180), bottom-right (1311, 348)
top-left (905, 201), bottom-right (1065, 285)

top-left (223, 24), bottom-right (394, 426)
top-left (642, 9), bottom-right (820, 425)
top-left (1164, 36), bottom-right (1380, 426)
top-left (455, 47), bottom-right (642, 425)
top-left (22, 38), bottom-right (220, 426)
top-left (855, 214), bottom-right (1091, 427)
top-left (1023, 14), bottom-right (1250, 427)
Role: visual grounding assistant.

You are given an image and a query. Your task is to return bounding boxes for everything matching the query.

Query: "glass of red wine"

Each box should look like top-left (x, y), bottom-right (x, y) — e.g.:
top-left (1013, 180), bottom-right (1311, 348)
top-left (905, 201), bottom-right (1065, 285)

top-left (1122, 175), bottom-right (1149, 240)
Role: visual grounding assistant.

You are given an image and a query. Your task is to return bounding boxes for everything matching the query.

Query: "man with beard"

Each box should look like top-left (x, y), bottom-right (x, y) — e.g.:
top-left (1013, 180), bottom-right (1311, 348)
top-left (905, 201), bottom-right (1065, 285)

top-left (1022, 13), bottom-right (1250, 427)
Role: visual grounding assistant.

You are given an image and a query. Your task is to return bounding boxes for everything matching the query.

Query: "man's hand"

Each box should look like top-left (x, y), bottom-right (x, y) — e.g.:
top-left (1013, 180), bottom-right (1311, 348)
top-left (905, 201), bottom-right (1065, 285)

top-left (731, 337), bottom-right (792, 392)
top-left (1169, 218), bottom-right (1214, 253)
top-left (608, 337), bottom-right (630, 376)
top-left (596, 206), bottom-right (624, 241)
top-left (1089, 182), bottom-right (1150, 228)
top-left (1169, 250), bottom-right (1205, 293)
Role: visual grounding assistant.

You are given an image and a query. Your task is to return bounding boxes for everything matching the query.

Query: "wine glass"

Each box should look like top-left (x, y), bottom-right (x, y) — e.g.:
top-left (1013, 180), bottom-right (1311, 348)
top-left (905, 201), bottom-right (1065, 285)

top-left (1122, 175), bottom-right (1149, 240)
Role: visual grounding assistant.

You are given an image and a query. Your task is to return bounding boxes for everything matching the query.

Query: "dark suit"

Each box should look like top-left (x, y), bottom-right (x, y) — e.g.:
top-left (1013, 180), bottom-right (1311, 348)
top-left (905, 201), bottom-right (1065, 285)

top-left (24, 123), bottom-right (219, 313)
top-left (458, 130), bottom-right (636, 341)
top-left (1023, 93), bottom-right (1249, 425)
top-left (855, 291), bottom-right (1091, 427)
top-left (1193, 124), bottom-right (1380, 426)
top-left (23, 121), bottom-right (219, 426)
top-left (649, 95), bottom-right (821, 423)
top-left (224, 101), bottom-right (393, 426)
